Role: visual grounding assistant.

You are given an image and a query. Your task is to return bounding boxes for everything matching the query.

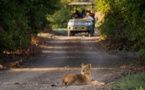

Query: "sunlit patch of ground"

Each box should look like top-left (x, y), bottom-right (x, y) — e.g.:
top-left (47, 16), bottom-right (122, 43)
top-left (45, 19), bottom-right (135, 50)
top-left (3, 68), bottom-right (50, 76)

top-left (0, 29), bottom-right (142, 90)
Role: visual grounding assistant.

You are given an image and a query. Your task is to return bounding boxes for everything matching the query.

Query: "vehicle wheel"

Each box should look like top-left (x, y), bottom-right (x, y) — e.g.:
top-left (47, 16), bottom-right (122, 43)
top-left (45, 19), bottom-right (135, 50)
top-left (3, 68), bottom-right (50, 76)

top-left (88, 31), bottom-right (92, 37)
top-left (72, 32), bottom-right (75, 36)
top-left (91, 32), bottom-right (94, 36)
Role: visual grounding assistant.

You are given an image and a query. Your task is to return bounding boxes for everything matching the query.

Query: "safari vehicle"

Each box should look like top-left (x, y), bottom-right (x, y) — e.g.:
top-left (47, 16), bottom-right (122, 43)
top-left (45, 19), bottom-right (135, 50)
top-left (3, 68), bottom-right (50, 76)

top-left (67, 2), bottom-right (95, 37)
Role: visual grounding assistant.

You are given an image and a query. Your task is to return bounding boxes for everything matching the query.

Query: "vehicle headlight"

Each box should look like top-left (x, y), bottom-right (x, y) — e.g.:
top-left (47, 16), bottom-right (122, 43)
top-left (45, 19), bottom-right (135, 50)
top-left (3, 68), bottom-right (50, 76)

top-left (68, 22), bottom-right (74, 26)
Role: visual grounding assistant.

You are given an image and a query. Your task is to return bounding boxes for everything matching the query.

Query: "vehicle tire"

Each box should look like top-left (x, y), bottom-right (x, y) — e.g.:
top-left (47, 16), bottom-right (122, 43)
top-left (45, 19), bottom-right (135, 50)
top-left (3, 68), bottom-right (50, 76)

top-left (88, 31), bottom-right (92, 37)
top-left (72, 32), bottom-right (75, 36)
top-left (91, 32), bottom-right (94, 36)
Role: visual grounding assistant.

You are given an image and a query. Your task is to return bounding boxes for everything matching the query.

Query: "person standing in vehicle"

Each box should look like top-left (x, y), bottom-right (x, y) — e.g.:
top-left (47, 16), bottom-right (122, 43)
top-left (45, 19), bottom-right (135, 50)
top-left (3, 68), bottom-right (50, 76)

top-left (83, 11), bottom-right (94, 20)
top-left (83, 11), bottom-right (95, 36)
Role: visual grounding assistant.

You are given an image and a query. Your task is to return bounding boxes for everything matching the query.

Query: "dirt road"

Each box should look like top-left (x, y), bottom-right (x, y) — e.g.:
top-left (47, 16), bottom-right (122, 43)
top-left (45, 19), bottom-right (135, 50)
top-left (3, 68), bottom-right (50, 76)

top-left (0, 31), bottom-right (126, 90)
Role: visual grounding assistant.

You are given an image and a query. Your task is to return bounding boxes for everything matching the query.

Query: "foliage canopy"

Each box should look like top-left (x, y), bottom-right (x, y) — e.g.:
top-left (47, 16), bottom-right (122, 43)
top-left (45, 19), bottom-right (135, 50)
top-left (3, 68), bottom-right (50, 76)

top-left (94, 0), bottom-right (145, 60)
top-left (0, 0), bottom-right (60, 52)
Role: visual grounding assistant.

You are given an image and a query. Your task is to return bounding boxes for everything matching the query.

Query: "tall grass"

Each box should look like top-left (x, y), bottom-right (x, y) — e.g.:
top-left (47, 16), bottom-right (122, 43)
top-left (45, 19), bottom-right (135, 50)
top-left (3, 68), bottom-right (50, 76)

top-left (112, 73), bottom-right (145, 90)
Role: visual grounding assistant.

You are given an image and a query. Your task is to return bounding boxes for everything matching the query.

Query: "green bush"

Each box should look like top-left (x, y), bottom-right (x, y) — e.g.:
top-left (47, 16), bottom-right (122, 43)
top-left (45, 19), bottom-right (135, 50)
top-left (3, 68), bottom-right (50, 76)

top-left (112, 73), bottom-right (145, 90)
top-left (0, 1), bottom-right (30, 51)
top-left (95, 0), bottom-right (145, 61)
top-left (47, 0), bottom-right (77, 28)
top-left (47, 8), bottom-right (71, 28)
top-left (0, 0), bottom-right (60, 52)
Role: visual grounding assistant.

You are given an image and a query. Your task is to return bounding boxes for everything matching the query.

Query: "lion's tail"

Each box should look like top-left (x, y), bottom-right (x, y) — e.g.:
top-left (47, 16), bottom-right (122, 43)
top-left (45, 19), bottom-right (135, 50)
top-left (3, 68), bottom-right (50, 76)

top-left (91, 81), bottom-right (105, 86)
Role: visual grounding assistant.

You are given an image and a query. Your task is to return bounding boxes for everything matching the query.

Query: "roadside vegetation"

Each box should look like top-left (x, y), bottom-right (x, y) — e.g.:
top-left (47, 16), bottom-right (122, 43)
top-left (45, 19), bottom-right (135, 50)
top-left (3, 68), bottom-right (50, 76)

top-left (47, 0), bottom-right (81, 28)
top-left (112, 73), bottom-right (145, 90)
top-left (0, 0), bottom-right (61, 67)
top-left (94, 0), bottom-right (145, 89)
top-left (94, 0), bottom-right (145, 64)
top-left (0, 0), bottom-right (60, 52)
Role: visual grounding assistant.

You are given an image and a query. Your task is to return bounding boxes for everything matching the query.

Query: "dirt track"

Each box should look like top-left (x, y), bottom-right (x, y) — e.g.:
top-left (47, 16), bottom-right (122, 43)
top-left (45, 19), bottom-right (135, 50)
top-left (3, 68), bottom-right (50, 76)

top-left (0, 31), bottom-right (128, 90)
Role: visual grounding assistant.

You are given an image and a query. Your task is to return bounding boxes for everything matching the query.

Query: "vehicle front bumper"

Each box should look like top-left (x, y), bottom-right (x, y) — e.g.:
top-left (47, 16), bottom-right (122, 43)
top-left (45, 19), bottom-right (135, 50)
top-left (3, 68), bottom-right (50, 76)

top-left (68, 26), bottom-right (92, 31)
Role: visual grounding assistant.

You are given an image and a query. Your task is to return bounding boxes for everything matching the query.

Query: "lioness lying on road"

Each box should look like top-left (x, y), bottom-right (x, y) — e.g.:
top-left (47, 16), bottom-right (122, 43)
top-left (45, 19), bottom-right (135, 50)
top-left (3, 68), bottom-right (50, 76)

top-left (62, 64), bottom-right (105, 86)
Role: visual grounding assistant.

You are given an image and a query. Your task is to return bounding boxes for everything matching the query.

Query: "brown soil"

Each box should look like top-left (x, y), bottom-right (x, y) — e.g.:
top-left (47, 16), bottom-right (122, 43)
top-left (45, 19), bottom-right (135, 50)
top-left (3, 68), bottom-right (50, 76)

top-left (0, 31), bottom-right (144, 90)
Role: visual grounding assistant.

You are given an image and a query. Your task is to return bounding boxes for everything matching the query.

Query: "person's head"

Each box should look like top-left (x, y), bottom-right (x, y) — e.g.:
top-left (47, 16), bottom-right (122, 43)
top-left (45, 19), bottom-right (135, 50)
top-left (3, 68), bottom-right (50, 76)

top-left (82, 9), bottom-right (85, 13)
top-left (86, 12), bottom-right (90, 16)
top-left (75, 10), bottom-right (79, 14)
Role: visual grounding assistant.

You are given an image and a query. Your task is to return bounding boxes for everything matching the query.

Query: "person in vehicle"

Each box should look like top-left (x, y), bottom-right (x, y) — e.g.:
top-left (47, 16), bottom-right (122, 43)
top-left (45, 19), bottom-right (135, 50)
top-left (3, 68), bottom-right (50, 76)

top-left (80, 9), bottom-right (86, 18)
top-left (90, 11), bottom-right (95, 20)
top-left (83, 11), bottom-right (94, 20)
top-left (71, 13), bottom-right (79, 19)
top-left (83, 10), bottom-right (95, 35)
top-left (71, 10), bottom-right (81, 19)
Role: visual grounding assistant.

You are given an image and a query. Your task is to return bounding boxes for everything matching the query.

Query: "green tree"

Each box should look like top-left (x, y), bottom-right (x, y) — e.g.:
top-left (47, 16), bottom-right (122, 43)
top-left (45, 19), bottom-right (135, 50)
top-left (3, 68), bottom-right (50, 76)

top-left (94, 0), bottom-right (145, 61)
top-left (0, 0), bottom-right (60, 52)
top-left (47, 0), bottom-right (77, 28)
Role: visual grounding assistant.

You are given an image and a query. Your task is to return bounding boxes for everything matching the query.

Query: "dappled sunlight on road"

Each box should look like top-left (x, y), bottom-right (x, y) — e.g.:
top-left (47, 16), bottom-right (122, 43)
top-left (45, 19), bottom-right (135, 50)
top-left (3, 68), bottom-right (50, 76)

top-left (9, 67), bottom-right (114, 72)
top-left (36, 34), bottom-right (121, 68)
top-left (0, 30), bottom-right (127, 90)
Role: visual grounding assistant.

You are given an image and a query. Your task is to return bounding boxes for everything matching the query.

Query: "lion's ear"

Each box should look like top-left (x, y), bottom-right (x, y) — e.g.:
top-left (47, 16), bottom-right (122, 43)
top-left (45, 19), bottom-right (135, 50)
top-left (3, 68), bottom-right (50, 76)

top-left (81, 63), bottom-right (84, 67)
top-left (88, 64), bottom-right (92, 68)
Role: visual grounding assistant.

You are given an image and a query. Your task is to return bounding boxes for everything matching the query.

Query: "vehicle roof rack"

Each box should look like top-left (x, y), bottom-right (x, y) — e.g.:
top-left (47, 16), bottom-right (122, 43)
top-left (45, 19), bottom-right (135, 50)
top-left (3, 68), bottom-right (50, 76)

top-left (69, 2), bottom-right (94, 6)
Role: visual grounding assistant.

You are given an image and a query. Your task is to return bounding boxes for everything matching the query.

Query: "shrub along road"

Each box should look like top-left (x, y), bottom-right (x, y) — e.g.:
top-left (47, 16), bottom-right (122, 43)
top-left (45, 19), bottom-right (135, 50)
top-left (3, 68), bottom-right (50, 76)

top-left (0, 31), bottom-right (135, 90)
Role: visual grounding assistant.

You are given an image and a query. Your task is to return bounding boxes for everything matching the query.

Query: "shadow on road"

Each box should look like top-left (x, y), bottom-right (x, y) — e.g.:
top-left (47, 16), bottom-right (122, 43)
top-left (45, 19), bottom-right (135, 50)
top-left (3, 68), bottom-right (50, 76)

top-left (25, 30), bottom-right (123, 69)
top-left (0, 30), bottom-right (128, 90)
